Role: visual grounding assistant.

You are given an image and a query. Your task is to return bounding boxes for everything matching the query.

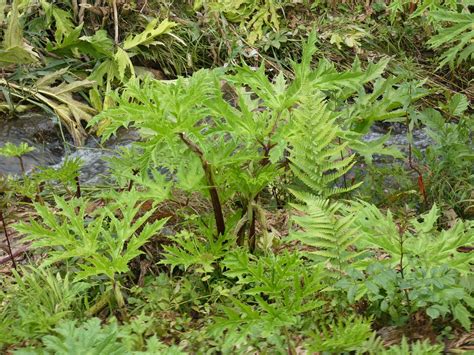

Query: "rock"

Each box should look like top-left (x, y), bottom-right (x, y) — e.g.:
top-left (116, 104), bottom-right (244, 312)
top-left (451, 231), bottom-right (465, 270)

top-left (0, 112), bottom-right (70, 176)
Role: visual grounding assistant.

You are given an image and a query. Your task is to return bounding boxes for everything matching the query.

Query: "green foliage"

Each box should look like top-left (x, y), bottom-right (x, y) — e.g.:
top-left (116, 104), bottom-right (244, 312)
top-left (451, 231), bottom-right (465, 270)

top-left (40, 0), bottom-right (77, 47)
top-left (13, 317), bottom-right (184, 354)
top-left (289, 97), bottom-right (360, 198)
top-left (161, 230), bottom-right (231, 277)
top-left (1, 5), bottom-right (472, 353)
top-left (34, 157), bottom-right (82, 197)
top-left (91, 30), bottom-right (394, 244)
top-left (89, 18), bottom-right (178, 110)
top-left (418, 104), bottom-right (473, 215)
top-left (0, 142), bottom-right (34, 174)
top-left (354, 203), bottom-right (472, 272)
top-left (306, 316), bottom-right (374, 353)
top-left (195, 0), bottom-right (286, 43)
top-left (14, 318), bottom-right (127, 355)
top-left (0, 142), bottom-right (34, 158)
top-left (15, 192), bottom-right (167, 283)
top-left (0, 0), bottom-right (39, 67)
top-left (210, 251), bottom-right (326, 352)
top-left (379, 337), bottom-right (444, 354)
top-left (387, 0), bottom-right (461, 22)
top-left (339, 203), bottom-right (474, 328)
top-left (0, 267), bottom-right (90, 345)
top-left (290, 196), bottom-right (362, 274)
top-left (428, 9), bottom-right (474, 70)
top-left (341, 77), bottom-right (429, 134)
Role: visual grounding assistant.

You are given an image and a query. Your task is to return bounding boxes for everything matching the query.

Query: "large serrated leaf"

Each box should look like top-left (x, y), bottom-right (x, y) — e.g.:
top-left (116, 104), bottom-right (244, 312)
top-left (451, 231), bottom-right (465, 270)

top-left (123, 18), bottom-right (177, 50)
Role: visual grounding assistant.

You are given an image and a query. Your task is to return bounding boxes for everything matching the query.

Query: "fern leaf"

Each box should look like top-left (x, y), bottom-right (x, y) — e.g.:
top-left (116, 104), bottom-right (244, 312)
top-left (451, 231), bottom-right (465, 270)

top-left (289, 97), bottom-right (359, 198)
top-left (290, 195), bottom-right (360, 274)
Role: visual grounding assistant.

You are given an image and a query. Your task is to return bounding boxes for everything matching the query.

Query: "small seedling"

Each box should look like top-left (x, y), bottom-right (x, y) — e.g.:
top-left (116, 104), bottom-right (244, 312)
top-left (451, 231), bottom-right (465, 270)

top-left (0, 142), bottom-right (35, 175)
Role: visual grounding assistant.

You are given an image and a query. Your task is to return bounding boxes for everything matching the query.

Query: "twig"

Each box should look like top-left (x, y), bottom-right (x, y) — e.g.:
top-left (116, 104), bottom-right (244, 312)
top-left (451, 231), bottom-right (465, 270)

top-left (397, 223), bottom-right (411, 311)
top-left (112, 0), bottom-right (119, 44)
top-left (338, 137), bottom-right (347, 189)
top-left (138, 0), bottom-right (148, 13)
top-left (0, 210), bottom-right (17, 270)
top-left (0, 244), bottom-right (29, 266)
top-left (71, 0), bottom-right (79, 22)
top-left (78, 0), bottom-right (87, 25)
top-left (18, 156), bottom-right (25, 175)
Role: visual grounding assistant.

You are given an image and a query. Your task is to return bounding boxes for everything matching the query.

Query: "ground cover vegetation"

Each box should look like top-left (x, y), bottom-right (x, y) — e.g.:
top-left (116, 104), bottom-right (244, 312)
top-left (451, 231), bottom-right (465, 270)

top-left (0, 0), bottom-right (473, 353)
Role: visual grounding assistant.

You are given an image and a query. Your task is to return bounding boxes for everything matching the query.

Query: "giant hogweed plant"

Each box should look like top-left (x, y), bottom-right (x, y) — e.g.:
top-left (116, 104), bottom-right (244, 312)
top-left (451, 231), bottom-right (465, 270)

top-left (91, 31), bottom-right (395, 253)
top-left (14, 190), bottom-right (169, 314)
top-left (209, 251), bottom-right (327, 352)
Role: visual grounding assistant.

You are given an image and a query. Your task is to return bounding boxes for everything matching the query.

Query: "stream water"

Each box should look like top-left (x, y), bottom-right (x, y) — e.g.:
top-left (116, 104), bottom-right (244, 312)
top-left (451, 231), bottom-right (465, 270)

top-left (0, 112), bottom-right (433, 184)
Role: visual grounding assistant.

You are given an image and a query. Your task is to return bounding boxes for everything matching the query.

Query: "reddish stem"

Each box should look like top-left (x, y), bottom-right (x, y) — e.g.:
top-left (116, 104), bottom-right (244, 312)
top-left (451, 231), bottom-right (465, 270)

top-left (0, 210), bottom-right (17, 270)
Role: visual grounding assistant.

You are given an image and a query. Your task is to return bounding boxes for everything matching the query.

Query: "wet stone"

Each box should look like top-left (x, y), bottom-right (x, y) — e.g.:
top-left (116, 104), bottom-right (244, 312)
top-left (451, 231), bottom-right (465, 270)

top-left (0, 113), bottom-right (69, 176)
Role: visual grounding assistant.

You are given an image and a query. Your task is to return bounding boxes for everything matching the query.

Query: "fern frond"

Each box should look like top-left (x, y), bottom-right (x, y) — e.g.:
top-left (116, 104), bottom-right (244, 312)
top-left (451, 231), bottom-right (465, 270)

top-left (290, 195), bottom-right (360, 274)
top-left (289, 98), bottom-right (360, 198)
top-left (307, 316), bottom-right (374, 353)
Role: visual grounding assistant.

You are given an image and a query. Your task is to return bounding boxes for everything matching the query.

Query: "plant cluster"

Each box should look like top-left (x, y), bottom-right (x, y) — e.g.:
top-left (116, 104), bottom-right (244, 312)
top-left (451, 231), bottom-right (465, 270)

top-left (0, 28), bottom-right (472, 353)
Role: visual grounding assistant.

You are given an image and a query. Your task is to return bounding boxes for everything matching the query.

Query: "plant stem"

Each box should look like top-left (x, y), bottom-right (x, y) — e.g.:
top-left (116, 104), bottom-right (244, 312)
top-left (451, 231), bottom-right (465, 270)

top-left (0, 210), bottom-right (17, 270)
top-left (406, 115), bottom-right (427, 206)
top-left (18, 157), bottom-right (25, 175)
top-left (397, 223), bottom-right (411, 311)
top-left (75, 176), bottom-right (82, 198)
top-left (338, 137), bottom-right (347, 189)
top-left (179, 133), bottom-right (225, 236)
top-left (248, 203), bottom-right (257, 252)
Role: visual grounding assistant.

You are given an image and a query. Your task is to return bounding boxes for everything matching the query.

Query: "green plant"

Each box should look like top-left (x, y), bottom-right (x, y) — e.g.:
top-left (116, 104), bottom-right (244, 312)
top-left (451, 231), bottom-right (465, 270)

top-left (0, 142), bottom-right (34, 174)
top-left (161, 229), bottom-right (232, 278)
top-left (339, 203), bottom-right (474, 328)
top-left (14, 316), bottom-right (188, 354)
top-left (14, 191), bottom-right (168, 311)
top-left (0, 0), bottom-right (39, 67)
top-left (340, 77), bottom-right (429, 134)
top-left (90, 30), bottom-right (391, 250)
top-left (14, 318), bottom-right (127, 355)
top-left (36, 157), bottom-right (83, 198)
top-left (387, 0), bottom-right (461, 21)
top-left (290, 196), bottom-right (363, 275)
top-left (418, 102), bottom-right (473, 216)
top-left (195, 0), bottom-right (287, 44)
top-left (427, 9), bottom-right (474, 70)
top-left (306, 316), bottom-right (374, 353)
top-left (378, 337), bottom-right (444, 354)
top-left (288, 96), bottom-right (360, 199)
top-left (0, 267), bottom-right (90, 345)
top-left (88, 18), bottom-right (178, 110)
top-left (210, 251), bottom-right (326, 353)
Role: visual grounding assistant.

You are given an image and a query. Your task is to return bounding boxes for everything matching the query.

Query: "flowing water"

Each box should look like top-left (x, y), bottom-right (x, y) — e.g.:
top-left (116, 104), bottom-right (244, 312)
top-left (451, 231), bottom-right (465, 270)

top-left (0, 112), bottom-right (433, 184)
